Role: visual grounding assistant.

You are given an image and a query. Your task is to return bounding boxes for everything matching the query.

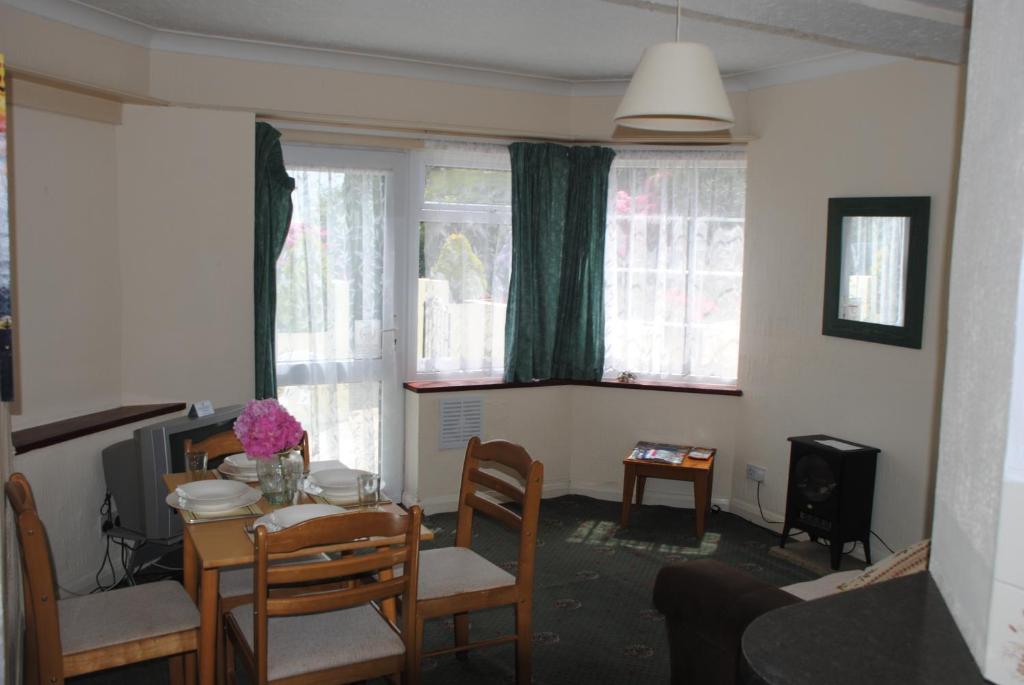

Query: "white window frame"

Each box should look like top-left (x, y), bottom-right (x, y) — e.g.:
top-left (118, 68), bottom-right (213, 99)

top-left (405, 145), bottom-right (512, 382)
top-left (275, 144), bottom-right (409, 493)
top-left (602, 148), bottom-right (746, 386)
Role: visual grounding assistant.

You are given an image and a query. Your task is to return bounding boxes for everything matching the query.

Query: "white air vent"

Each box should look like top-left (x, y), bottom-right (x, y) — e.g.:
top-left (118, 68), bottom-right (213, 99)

top-left (439, 396), bottom-right (483, 450)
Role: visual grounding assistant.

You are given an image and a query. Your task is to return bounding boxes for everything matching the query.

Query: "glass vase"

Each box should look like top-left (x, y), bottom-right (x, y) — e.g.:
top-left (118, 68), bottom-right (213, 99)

top-left (257, 449), bottom-right (303, 505)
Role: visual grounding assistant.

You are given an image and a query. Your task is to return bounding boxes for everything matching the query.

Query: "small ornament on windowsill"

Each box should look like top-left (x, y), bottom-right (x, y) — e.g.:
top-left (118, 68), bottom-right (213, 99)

top-left (617, 371), bottom-right (637, 384)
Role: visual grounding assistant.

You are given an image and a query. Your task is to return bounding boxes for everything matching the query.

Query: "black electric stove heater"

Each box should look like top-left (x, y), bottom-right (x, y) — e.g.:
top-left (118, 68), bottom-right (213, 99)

top-left (780, 434), bottom-right (879, 570)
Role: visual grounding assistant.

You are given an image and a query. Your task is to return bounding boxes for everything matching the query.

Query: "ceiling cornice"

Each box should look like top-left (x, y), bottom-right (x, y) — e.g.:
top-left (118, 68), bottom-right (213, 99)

top-left (7, 0), bottom-right (911, 98)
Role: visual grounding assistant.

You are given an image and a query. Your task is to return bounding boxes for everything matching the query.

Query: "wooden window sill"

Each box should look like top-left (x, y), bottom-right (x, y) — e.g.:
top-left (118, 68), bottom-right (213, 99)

top-left (403, 378), bottom-right (741, 396)
top-left (12, 403), bottom-right (186, 455)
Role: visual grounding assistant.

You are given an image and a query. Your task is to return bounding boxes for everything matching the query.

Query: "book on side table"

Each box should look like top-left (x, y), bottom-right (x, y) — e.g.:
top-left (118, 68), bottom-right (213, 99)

top-left (629, 441), bottom-right (714, 464)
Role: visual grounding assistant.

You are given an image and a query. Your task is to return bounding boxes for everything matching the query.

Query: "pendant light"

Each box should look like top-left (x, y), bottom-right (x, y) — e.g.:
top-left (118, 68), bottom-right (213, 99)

top-left (614, 0), bottom-right (734, 132)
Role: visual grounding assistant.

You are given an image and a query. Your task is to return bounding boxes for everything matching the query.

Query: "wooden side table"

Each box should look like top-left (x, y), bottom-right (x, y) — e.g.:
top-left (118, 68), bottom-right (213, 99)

top-left (620, 448), bottom-right (716, 539)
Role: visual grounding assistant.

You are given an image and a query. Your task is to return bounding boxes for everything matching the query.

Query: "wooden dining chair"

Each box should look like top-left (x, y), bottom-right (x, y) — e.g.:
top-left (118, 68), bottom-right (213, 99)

top-left (412, 437), bottom-right (544, 685)
top-left (223, 506), bottom-right (423, 685)
top-left (5, 473), bottom-right (200, 685)
top-left (186, 428), bottom-right (313, 675)
top-left (183, 429), bottom-right (311, 472)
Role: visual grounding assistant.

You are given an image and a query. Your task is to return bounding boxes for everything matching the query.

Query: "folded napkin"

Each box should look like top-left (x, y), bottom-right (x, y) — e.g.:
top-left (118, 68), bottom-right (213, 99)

top-left (254, 503), bottom-right (346, 532)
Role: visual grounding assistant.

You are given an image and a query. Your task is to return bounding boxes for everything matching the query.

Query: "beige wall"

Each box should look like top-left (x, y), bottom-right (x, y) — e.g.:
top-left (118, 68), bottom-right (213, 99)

top-left (7, 103), bottom-right (253, 591)
top-left (404, 387), bottom-right (573, 510)
top-left (405, 385), bottom-right (741, 515)
top-left (116, 105), bottom-right (255, 407)
top-left (732, 60), bottom-right (962, 552)
top-left (149, 50), bottom-right (751, 142)
top-left (0, 5), bottom-right (151, 97)
top-left (9, 106), bottom-right (122, 428)
top-left (13, 422), bottom-right (148, 591)
top-left (568, 386), bottom-right (738, 508)
top-left (0, 4), bottom-right (749, 143)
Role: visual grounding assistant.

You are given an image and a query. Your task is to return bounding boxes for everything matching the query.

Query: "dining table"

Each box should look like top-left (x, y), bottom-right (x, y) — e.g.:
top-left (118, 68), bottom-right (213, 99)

top-left (163, 470), bottom-right (434, 685)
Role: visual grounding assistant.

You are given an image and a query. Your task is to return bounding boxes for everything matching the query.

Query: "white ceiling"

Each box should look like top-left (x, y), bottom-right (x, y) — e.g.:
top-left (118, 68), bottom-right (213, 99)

top-left (31, 0), bottom-right (970, 87)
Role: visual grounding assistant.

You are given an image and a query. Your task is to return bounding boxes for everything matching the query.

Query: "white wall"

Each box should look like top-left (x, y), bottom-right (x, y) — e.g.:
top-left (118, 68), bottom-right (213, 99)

top-left (6, 105), bottom-right (129, 591)
top-left (6, 103), bottom-right (254, 592)
top-left (404, 384), bottom-right (741, 515)
top-left (568, 386), bottom-right (738, 509)
top-left (930, 1), bottom-right (1024, 681)
top-left (404, 387), bottom-right (573, 511)
top-left (13, 422), bottom-right (148, 591)
top-left (731, 60), bottom-right (962, 553)
top-left (9, 107), bottom-right (121, 427)
top-left (116, 105), bottom-right (255, 407)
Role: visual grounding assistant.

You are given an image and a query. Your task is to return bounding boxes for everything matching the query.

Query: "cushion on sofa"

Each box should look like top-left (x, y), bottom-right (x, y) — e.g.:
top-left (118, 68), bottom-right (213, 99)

top-left (836, 539), bottom-right (930, 591)
top-left (781, 569), bottom-right (862, 601)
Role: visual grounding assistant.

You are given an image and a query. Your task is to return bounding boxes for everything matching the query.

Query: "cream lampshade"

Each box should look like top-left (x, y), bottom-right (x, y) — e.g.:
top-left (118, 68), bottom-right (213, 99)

top-left (614, 42), bottom-right (734, 132)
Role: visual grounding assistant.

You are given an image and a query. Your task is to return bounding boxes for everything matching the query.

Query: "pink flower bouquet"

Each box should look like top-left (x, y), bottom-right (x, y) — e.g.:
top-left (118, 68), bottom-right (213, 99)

top-left (232, 399), bottom-right (304, 460)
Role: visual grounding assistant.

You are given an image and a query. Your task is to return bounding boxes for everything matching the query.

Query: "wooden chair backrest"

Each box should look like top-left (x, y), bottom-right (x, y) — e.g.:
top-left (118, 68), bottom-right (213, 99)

top-left (6, 473), bottom-right (63, 685)
top-left (251, 507), bottom-right (422, 684)
top-left (455, 437), bottom-right (544, 587)
top-left (184, 430), bottom-right (310, 471)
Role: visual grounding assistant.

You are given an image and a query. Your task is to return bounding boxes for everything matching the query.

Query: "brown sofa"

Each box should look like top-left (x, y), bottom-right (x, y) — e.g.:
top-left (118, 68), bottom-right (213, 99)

top-left (652, 560), bottom-right (800, 685)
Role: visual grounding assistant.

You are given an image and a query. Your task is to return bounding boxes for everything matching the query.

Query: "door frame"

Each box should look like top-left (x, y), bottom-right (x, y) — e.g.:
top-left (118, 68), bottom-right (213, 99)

top-left (278, 144), bottom-right (409, 501)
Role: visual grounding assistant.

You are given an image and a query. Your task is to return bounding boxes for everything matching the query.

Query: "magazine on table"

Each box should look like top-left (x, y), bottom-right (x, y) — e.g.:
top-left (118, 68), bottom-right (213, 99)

top-left (629, 442), bottom-right (714, 464)
top-left (630, 441), bottom-right (686, 464)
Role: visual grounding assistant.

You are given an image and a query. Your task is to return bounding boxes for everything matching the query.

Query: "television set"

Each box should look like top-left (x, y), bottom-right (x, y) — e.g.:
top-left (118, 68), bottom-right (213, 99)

top-left (102, 404), bottom-right (244, 540)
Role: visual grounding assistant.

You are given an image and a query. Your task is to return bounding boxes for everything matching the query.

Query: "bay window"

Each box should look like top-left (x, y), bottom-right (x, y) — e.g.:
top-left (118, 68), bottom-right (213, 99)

top-left (603, 150), bottom-right (746, 383)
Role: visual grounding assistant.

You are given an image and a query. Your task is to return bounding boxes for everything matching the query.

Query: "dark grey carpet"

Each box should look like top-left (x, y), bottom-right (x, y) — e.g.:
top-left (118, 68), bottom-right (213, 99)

top-left (69, 495), bottom-right (815, 685)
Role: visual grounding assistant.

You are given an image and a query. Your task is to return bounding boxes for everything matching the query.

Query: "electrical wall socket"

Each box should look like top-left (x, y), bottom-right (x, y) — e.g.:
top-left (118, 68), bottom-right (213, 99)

top-left (746, 464), bottom-right (767, 483)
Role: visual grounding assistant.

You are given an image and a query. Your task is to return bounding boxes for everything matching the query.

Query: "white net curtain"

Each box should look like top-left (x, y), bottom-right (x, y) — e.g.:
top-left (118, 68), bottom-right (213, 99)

top-left (604, 150), bottom-right (746, 382)
top-left (275, 165), bottom-right (386, 472)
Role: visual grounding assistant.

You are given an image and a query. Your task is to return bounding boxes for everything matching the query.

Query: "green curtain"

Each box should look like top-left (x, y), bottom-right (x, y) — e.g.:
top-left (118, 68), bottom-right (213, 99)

top-left (504, 143), bottom-right (616, 382)
top-left (253, 122), bottom-right (295, 399)
top-left (552, 146), bottom-right (616, 378)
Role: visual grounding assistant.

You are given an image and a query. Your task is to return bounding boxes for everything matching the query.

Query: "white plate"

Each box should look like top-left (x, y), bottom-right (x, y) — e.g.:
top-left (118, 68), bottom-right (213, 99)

top-left (258, 503), bottom-right (346, 531)
top-left (175, 479), bottom-right (250, 502)
top-left (218, 462), bottom-right (258, 481)
top-left (308, 460), bottom-right (350, 473)
top-left (225, 453), bottom-right (260, 471)
top-left (166, 487), bottom-right (261, 513)
top-left (310, 468), bottom-right (368, 490)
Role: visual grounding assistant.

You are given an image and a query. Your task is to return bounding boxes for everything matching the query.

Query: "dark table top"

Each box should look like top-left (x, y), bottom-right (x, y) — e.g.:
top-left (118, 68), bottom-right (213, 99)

top-left (741, 572), bottom-right (987, 685)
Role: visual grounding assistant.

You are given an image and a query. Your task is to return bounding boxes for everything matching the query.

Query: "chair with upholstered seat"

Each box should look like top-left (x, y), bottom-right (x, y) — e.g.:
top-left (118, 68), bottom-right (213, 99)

top-left (413, 437), bottom-right (543, 685)
top-left (183, 429), bottom-right (313, 674)
top-left (5, 473), bottom-right (200, 685)
top-left (223, 506), bottom-right (422, 685)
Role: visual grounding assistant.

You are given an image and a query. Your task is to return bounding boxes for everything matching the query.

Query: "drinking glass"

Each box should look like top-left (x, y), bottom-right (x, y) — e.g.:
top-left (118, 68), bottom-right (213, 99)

top-left (185, 450), bottom-right (208, 481)
top-left (357, 473), bottom-right (380, 507)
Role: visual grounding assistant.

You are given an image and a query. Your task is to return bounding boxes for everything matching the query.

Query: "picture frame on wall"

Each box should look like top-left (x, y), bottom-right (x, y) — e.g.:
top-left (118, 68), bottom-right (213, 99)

top-left (822, 196), bottom-right (930, 349)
